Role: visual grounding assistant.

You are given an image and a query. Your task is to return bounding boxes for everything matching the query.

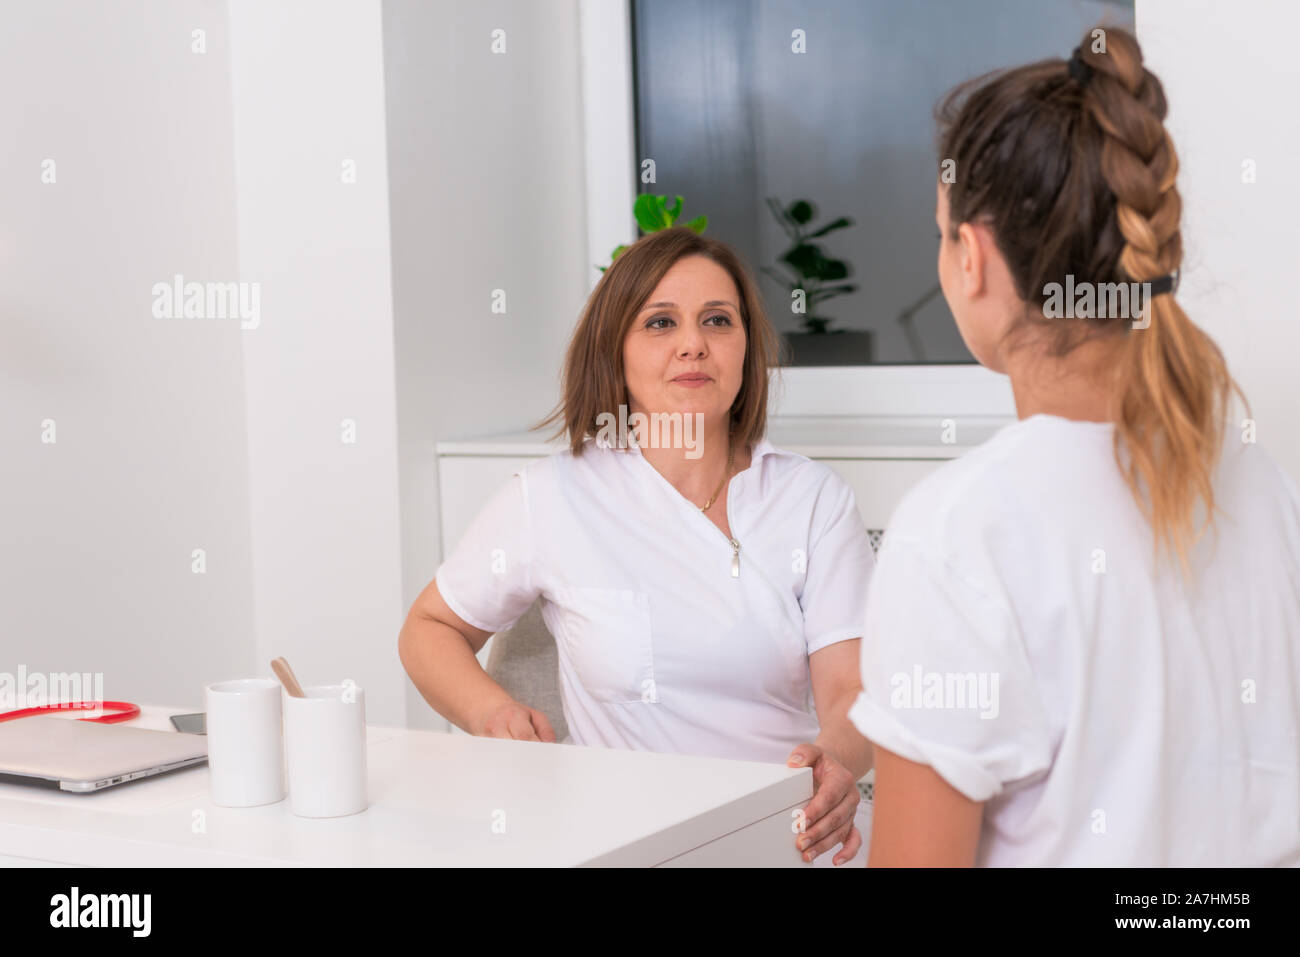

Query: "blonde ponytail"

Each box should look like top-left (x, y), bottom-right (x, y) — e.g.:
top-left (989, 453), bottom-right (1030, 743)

top-left (1077, 35), bottom-right (1244, 568)
top-left (1115, 293), bottom-right (1237, 566)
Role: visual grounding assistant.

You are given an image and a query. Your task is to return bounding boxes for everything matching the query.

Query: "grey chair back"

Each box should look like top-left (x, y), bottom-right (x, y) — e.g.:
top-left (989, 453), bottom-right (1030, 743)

top-left (484, 598), bottom-right (568, 742)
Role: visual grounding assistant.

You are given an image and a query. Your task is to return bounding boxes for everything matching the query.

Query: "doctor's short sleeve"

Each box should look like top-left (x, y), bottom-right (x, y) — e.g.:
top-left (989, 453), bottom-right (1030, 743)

top-left (847, 535), bottom-right (1053, 803)
top-left (799, 472), bottom-right (875, 655)
top-left (434, 470), bottom-right (540, 634)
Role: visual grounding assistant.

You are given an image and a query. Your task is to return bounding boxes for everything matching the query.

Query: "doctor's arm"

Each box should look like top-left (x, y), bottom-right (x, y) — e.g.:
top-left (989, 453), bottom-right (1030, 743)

top-left (398, 579), bottom-right (556, 742)
top-left (808, 638), bottom-right (874, 778)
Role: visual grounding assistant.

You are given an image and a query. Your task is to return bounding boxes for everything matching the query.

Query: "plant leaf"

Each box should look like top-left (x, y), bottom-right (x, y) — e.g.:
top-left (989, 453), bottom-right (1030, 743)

top-left (782, 242), bottom-right (827, 277)
top-left (808, 283), bottom-right (857, 299)
top-left (806, 216), bottom-right (853, 238)
top-left (818, 259), bottom-right (849, 281)
top-left (634, 194), bottom-right (662, 233)
top-left (788, 200), bottom-right (814, 225)
top-left (765, 196), bottom-right (800, 241)
top-left (685, 214), bottom-right (707, 233)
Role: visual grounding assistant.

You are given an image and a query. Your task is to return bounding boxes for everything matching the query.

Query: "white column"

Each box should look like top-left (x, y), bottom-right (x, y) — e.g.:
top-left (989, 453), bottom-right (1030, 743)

top-left (228, 0), bottom-right (406, 724)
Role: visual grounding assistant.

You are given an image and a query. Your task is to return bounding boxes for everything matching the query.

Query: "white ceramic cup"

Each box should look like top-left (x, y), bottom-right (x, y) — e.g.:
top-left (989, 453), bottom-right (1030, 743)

top-left (204, 677), bottom-right (285, 807)
top-left (283, 683), bottom-right (367, 818)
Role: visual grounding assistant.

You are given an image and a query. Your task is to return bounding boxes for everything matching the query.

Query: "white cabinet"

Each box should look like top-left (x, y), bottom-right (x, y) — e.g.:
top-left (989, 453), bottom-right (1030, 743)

top-left (439, 456), bottom-right (541, 555)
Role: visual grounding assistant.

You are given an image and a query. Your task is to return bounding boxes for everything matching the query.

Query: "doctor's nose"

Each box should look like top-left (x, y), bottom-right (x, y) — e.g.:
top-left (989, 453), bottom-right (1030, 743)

top-left (676, 329), bottom-right (707, 359)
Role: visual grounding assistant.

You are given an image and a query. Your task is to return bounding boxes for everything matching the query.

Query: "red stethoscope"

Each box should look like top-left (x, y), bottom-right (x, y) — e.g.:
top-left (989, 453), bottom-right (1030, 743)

top-left (0, 701), bottom-right (140, 724)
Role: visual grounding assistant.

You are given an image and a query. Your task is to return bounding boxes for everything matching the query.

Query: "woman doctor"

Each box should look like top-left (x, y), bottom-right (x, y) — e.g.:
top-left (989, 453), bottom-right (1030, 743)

top-left (399, 227), bottom-right (876, 866)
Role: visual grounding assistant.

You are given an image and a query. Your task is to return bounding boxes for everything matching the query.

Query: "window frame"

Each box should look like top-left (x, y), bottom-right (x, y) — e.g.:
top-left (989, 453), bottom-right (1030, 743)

top-left (576, 0), bottom-right (1016, 419)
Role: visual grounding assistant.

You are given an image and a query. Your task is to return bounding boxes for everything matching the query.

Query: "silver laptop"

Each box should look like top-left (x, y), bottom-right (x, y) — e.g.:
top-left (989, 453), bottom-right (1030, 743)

top-left (0, 715), bottom-right (207, 793)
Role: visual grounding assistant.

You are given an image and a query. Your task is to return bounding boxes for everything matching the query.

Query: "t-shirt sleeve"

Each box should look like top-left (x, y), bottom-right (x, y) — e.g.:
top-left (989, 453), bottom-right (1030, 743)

top-left (434, 470), bottom-right (540, 634)
top-left (799, 472), bottom-right (876, 655)
top-left (848, 536), bottom-right (1053, 802)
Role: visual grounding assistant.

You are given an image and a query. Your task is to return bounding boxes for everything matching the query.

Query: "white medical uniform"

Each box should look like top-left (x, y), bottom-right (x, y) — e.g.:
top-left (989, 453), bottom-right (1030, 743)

top-left (849, 413), bottom-right (1300, 866)
top-left (437, 433), bottom-right (876, 864)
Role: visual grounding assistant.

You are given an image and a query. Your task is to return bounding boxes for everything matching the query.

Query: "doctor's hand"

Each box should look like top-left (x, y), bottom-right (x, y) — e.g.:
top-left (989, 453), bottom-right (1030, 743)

top-left (475, 700), bottom-right (557, 742)
top-left (787, 742), bottom-right (862, 865)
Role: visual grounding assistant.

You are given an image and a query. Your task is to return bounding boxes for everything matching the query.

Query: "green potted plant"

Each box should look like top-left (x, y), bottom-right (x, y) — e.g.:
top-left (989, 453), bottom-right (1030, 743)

top-left (760, 197), bottom-right (871, 365)
top-left (600, 194), bottom-right (707, 272)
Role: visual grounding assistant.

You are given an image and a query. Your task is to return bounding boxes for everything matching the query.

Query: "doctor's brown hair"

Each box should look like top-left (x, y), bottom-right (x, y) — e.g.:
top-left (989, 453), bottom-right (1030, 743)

top-left (535, 227), bottom-right (782, 456)
top-left (936, 25), bottom-right (1244, 567)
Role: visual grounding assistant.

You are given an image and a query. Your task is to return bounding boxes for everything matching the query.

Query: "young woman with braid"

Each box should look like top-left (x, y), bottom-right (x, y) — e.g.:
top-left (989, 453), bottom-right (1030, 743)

top-left (849, 26), bottom-right (1300, 865)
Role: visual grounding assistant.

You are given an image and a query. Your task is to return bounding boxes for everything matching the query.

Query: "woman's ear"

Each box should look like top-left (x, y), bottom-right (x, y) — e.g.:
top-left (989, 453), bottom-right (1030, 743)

top-left (956, 221), bottom-right (987, 299)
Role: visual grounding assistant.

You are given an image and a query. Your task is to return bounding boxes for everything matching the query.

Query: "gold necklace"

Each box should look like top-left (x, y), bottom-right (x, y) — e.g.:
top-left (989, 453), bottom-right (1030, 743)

top-left (700, 443), bottom-right (735, 512)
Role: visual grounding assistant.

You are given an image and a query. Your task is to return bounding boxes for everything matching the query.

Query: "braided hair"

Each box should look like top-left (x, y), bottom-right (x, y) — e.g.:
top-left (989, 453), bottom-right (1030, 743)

top-left (936, 25), bottom-right (1244, 569)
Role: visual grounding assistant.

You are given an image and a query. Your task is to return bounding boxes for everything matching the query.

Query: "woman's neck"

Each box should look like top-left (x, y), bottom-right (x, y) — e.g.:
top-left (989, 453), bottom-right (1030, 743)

top-left (1005, 334), bottom-right (1126, 423)
top-left (636, 419), bottom-right (742, 505)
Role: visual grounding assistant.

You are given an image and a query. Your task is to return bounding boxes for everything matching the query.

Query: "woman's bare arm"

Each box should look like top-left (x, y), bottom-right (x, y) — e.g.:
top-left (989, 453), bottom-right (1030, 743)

top-left (869, 745), bottom-right (983, 866)
top-left (398, 578), bottom-right (547, 738)
top-left (809, 638), bottom-right (874, 777)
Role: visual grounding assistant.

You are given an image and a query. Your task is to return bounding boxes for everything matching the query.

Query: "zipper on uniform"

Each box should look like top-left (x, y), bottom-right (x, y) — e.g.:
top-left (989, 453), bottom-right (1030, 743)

top-left (723, 473), bottom-right (741, 579)
top-left (705, 519), bottom-right (740, 578)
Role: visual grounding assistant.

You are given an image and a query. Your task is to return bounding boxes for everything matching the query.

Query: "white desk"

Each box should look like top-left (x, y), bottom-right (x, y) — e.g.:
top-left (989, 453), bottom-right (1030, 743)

top-left (0, 706), bottom-right (814, 867)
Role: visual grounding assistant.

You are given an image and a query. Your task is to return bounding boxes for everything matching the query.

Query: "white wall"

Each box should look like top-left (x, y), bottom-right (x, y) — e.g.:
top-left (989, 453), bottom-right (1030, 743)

top-left (0, 1), bottom-right (254, 709)
top-left (229, 0), bottom-right (406, 724)
top-left (381, 0), bottom-right (590, 729)
top-left (1138, 0), bottom-right (1300, 483)
top-left (0, 0), bottom-right (407, 725)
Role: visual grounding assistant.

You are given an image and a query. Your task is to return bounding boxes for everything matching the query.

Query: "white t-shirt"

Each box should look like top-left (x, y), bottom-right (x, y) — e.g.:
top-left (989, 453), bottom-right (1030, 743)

top-left (849, 413), bottom-right (1300, 866)
top-left (437, 434), bottom-right (876, 764)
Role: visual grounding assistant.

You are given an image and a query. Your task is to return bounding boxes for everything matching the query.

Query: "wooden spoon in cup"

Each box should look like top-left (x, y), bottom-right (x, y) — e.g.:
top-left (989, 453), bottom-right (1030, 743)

top-left (271, 657), bottom-right (305, 698)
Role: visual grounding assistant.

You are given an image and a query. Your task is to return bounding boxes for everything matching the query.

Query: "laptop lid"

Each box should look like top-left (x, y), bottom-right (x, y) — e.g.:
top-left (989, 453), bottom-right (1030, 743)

top-left (0, 715), bottom-right (207, 792)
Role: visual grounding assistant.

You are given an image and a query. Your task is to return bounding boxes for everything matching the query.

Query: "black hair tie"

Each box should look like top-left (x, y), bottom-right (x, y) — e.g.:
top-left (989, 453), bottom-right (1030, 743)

top-left (1147, 271), bottom-right (1179, 296)
top-left (1068, 47), bottom-right (1094, 87)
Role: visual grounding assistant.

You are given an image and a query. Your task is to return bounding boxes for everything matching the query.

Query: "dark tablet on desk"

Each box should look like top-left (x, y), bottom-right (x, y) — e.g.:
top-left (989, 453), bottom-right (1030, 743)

top-left (169, 712), bottom-right (206, 735)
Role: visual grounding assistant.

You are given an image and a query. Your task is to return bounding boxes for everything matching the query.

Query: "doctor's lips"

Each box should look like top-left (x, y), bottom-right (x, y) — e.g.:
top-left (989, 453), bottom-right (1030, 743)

top-left (670, 372), bottom-right (713, 388)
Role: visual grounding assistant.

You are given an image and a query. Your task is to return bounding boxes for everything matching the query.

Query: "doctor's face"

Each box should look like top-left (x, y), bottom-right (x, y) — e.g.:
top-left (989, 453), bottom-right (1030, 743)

top-left (622, 254), bottom-right (747, 433)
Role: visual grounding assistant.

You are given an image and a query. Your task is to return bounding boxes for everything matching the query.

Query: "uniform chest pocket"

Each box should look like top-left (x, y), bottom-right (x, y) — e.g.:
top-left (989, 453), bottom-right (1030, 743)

top-left (551, 586), bottom-right (655, 705)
